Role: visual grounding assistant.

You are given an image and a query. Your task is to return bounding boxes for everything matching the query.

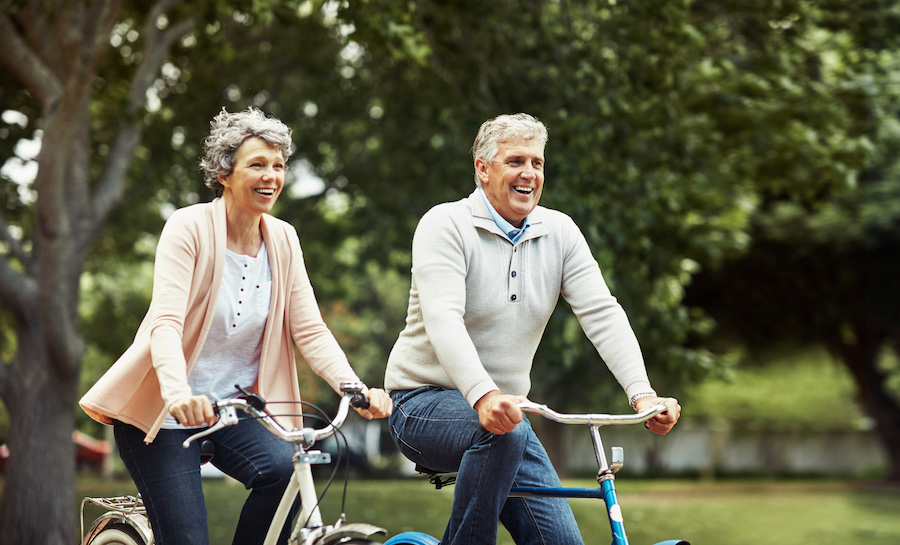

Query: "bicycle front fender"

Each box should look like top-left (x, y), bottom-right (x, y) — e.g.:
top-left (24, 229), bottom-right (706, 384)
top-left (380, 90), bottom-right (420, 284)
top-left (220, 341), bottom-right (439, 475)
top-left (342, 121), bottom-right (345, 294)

top-left (651, 540), bottom-right (690, 545)
top-left (383, 531), bottom-right (440, 545)
top-left (316, 522), bottom-right (387, 544)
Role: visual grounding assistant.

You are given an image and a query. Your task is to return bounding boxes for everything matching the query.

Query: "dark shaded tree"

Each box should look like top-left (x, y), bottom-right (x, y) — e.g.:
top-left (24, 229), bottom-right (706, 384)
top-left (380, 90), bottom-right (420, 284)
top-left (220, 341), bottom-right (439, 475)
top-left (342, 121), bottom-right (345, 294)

top-left (685, 1), bottom-right (900, 480)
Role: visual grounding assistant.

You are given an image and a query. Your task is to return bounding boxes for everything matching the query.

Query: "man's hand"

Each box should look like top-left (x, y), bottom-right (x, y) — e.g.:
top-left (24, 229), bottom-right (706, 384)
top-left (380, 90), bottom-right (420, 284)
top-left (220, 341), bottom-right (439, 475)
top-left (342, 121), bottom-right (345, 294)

top-left (634, 396), bottom-right (681, 435)
top-left (168, 395), bottom-right (217, 428)
top-left (474, 390), bottom-right (528, 434)
top-left (354, 388), bottom-right (393, 420)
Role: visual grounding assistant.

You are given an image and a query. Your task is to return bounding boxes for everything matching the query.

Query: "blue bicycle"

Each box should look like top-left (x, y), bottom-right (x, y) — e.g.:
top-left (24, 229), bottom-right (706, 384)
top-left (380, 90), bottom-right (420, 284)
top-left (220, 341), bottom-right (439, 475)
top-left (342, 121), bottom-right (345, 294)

top-left (384, 401), bottom-right (689, 545)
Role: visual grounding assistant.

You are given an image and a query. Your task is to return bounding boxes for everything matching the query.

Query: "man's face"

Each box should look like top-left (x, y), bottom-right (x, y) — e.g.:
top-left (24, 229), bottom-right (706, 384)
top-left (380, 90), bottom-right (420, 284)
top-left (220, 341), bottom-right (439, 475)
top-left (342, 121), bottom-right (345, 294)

top-left (475, 139), bottom-right (545, 228)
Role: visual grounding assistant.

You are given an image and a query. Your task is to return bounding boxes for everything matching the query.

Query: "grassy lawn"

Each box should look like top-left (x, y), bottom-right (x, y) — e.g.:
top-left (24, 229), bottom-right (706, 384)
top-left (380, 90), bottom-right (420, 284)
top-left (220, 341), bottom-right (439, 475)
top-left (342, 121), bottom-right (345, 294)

top-left (72, 476), bottom-right (900, 545)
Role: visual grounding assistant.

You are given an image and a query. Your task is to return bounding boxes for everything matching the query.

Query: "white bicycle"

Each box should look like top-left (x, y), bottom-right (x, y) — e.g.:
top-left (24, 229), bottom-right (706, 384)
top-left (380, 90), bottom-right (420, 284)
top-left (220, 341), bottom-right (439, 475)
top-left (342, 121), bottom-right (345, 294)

top-left (80, 382), bottom-right (385, 545)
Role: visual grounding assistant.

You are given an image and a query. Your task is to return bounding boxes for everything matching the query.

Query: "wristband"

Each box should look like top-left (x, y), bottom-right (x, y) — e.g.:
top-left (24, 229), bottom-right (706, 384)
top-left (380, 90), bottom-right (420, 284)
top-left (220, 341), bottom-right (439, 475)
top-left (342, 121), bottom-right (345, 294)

top-left (629, 391), bottom-right (657, 408)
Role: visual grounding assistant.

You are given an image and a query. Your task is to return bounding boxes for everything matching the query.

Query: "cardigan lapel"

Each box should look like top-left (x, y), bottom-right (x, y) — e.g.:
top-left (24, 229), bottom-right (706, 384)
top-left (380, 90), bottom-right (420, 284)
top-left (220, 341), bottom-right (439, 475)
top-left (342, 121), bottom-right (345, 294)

top-left (191, 197), bottom-right (228, 371)
top-left (256, 213), bottom-right (281, 397)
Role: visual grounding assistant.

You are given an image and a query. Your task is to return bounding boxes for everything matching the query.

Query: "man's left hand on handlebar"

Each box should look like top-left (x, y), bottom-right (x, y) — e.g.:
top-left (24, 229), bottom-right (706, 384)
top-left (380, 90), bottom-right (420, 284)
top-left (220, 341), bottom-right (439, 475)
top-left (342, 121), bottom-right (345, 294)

top-left (355, 388), bottom-right (392, 420)
top-left (634, 396), bottom-right (681, 435)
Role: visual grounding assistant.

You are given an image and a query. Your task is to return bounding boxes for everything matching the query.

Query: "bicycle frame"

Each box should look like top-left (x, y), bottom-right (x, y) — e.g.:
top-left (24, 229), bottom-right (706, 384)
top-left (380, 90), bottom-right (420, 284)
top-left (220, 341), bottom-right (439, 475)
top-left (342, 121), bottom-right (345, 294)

top-left (82, 382), bottom-right (385, 545)
top-left (385, 402), bottom-right (689, 545)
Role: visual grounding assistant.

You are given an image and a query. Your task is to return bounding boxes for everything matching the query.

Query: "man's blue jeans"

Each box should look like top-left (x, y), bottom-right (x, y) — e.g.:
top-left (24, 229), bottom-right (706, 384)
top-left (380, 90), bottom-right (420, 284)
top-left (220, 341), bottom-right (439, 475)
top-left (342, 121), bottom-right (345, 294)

top-left (389, 387), bottom-right (584, 545)
top-left (114, 416), bottom-right (298, 545)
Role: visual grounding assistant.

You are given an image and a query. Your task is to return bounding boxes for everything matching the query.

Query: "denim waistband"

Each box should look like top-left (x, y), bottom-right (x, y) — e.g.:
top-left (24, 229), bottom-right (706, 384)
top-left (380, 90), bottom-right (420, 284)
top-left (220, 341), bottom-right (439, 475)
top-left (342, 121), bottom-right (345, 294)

top-left (389, 385), bottom-right (445, 407)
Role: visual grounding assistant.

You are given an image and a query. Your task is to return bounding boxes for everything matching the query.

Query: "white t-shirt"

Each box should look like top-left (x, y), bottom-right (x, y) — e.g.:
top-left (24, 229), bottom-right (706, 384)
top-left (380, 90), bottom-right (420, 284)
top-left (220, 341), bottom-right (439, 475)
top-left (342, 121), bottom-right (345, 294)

top-left (162, 242), bottom-right (272, 429)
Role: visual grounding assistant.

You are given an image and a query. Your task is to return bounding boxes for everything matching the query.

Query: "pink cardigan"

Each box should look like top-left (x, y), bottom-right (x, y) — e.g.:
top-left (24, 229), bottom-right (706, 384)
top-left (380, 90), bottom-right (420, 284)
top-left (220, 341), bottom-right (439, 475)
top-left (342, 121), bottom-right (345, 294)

top-left (80, 198), bottom-right (360, 442)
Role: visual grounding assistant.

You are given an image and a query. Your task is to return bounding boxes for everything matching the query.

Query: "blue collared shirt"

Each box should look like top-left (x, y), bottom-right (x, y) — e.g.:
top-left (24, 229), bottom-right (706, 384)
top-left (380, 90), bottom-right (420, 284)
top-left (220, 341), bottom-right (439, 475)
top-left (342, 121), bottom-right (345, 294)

top-left (478, 187), bottom-right (531, 244)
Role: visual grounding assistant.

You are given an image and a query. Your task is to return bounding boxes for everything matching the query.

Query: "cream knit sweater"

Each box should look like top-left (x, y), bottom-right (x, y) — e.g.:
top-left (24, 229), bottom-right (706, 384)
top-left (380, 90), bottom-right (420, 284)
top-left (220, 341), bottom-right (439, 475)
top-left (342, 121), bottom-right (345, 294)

top-left (385, 190), bottom-right (654, 406)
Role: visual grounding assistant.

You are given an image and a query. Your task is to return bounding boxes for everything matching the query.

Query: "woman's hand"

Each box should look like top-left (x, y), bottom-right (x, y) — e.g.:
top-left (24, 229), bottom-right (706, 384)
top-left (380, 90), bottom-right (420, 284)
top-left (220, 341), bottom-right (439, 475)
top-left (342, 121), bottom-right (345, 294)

top-left (168, 395), bottom-right (218, 428)
top-left (354, 388), bottom-right (393, 420)
top-left (634, 396), bottom-right (682, 435)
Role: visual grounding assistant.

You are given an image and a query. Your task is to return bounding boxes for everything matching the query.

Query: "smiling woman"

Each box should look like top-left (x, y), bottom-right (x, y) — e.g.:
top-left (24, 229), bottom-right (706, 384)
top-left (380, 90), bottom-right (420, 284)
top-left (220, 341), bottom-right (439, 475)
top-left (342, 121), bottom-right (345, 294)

top-left (79, 107), bottom-right (393, 545)
top-left (217, 136), bottom-right (286, 254)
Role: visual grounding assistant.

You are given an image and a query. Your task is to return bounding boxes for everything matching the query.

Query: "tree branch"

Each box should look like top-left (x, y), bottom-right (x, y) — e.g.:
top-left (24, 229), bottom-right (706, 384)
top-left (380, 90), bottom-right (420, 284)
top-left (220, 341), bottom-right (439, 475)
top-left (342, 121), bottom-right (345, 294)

top-left (81, 0), bottom-right (126, 76)
top-left (0, 353), bottom-right (9, 396)
top-left (0, 210), bottom-right (30, 269)
top-left (0, 11), bottom-right (63, 115)
top-left (0, 247), bottom-right (38, 321)
top-left (21, 0), bottom-right (53, 62)
top-left (92, 5), bottom-right (195, 224)
top-left (130, 7), bottom-right (195, 109)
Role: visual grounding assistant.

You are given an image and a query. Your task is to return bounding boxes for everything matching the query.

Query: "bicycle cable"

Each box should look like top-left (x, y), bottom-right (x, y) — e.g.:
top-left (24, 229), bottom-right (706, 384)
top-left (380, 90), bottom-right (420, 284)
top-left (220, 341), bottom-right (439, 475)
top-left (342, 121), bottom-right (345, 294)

top-left (266, 400), bottom-right (350, 529)
top-left (239, 399), bottom-right (357, 529)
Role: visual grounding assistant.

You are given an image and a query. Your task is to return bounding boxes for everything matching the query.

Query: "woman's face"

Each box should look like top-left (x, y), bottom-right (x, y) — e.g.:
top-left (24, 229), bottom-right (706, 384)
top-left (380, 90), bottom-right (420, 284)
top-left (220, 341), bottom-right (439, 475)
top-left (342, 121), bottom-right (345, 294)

top-left (218, 136), bottom-right (285, 217)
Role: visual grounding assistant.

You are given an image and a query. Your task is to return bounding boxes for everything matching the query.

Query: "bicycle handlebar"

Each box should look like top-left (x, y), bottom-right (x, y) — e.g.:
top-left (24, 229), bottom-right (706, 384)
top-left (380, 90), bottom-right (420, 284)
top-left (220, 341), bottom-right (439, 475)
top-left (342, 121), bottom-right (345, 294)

top-left (181, 381), bottom-right (368, 449)
top-left (517, 401), bottom-right (668, 426)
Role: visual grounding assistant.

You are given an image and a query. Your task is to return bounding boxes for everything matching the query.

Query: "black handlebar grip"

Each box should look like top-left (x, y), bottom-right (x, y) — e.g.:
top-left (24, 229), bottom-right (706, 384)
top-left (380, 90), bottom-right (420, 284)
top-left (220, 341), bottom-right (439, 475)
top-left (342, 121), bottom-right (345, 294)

top-left (350, 393), bottom-right (370, 410)
top-left (235, 384), bottom-right (266, 411)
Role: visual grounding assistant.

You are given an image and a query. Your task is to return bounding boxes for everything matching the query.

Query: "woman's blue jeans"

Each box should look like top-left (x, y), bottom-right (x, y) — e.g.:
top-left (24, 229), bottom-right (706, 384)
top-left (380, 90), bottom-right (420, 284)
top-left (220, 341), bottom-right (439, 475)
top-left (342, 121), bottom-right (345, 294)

top-left (389, 387), bottom-right (583, 545)
top-left (114, 416), bottom-right (298, 545)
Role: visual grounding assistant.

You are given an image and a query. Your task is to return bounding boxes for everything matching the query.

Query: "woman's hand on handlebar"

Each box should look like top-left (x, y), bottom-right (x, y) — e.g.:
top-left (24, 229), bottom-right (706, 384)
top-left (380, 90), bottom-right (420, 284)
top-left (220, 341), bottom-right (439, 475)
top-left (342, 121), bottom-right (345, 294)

top-left (634, 396), bottom-right (681, 435)
top-left (168, 395), bottom-right (218, 428)
top-left (355, 388), bottom-right (392, 420)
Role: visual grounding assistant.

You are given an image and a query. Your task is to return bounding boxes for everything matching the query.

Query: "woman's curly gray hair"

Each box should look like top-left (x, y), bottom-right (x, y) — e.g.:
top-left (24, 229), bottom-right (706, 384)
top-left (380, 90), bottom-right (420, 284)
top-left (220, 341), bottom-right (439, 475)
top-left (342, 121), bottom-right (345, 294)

top-left (199, 107), bottom-right (293, 196)
top-left (471, 113), bottom-right (548, 186)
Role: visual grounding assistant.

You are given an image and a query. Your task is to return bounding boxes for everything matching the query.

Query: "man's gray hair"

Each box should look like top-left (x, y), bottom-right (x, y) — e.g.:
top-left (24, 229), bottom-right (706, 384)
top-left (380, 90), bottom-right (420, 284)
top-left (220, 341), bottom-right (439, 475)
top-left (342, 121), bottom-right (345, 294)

top-left (471, 113), bottom-right (548, 186)
top-left (199, 107), bottom-right (293, 196)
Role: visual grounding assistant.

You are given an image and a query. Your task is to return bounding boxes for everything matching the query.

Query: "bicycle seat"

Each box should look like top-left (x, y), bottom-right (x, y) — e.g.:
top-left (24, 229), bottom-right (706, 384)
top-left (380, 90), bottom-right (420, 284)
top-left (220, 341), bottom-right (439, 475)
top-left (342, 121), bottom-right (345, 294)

top-left (200, 439), bottom-right (216, 465)
top-left (415, 464), bottom-right (457, 489)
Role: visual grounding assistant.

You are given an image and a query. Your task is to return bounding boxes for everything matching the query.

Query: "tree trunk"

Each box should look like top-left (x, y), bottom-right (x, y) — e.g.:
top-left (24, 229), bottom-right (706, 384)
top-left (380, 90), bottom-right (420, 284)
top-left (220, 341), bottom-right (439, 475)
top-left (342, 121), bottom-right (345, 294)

top-left (0, 4), bottom-right (196, 543)
top-left (0, 325), bottom-right (78, 544)
top-left (0, 64), bottom-right (91, 545)
top-left (837, 324), bottom-right (900, 483)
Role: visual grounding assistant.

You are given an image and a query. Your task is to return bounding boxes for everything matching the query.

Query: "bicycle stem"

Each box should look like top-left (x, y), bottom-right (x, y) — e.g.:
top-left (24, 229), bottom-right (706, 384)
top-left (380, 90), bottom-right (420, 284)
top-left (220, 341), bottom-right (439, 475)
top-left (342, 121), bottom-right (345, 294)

top-left (590, 425), bottom-right (631, 545)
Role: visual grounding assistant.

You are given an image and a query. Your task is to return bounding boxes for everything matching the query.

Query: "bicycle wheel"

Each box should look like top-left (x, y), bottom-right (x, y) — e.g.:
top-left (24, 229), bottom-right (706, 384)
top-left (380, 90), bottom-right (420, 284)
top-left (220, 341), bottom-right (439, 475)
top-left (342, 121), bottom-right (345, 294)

top-left (87, 523), bottom-right (148, 545)
top-left (384, 532), bottom-right (441, 545)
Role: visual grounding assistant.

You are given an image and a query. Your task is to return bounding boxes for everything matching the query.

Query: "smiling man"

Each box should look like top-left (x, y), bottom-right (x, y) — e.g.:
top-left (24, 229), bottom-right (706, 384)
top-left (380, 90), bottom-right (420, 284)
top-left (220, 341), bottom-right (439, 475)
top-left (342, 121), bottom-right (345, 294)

top-left (384, 113), bottom-right (682, 544)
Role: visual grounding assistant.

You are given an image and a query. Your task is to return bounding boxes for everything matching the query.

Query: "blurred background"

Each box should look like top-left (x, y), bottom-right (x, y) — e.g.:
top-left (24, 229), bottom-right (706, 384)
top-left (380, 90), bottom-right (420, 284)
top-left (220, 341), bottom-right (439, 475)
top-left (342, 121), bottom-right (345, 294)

top-left (0, 1), bottom-right (897, 543)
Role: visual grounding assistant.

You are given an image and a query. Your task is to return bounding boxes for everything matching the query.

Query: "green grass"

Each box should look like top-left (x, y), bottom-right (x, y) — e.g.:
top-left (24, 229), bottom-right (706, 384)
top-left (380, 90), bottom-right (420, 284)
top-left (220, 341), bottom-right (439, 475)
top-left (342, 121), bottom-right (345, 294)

top-left (74, 476), bottom-right (900, 545)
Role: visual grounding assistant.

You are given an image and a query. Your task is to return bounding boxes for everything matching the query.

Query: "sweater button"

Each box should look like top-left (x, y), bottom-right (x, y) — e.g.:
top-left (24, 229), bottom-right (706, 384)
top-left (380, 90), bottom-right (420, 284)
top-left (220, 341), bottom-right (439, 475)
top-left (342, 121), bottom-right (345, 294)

top-left (510, 294), bottom-right (517, 301)
top-left (511, 271), bottom-right (516, 277)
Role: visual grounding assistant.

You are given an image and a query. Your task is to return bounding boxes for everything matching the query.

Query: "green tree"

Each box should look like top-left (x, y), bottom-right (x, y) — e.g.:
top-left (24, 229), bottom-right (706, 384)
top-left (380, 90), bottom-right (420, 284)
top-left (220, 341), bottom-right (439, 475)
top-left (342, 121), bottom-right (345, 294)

top-left (686, 0), bottom-right (900, 481)
top-left (318, 0), bottom-right (869, 411)
top-left (0, 2), bottom-right (195, 540)
top-left (0, 1), bottom-right (404, 540)
top-left (0, 0), bottom-right (305, 540)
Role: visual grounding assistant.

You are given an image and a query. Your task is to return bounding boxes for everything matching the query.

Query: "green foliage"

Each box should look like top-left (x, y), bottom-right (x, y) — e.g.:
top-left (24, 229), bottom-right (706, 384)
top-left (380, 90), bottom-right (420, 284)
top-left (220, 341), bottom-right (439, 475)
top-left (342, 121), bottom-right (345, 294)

top-left (1, 0), bottom-right (880, 430)
top-left (684, 347), bottom-right (867, 432)
top-left (32, 0), bottom-right (873, 415)
top-left (321, 0), bottom-right (872, 408)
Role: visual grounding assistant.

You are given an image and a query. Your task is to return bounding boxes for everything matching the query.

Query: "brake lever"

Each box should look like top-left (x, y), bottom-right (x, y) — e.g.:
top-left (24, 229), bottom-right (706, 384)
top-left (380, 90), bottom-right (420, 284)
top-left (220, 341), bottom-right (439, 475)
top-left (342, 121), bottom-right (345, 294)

top-left (182, 405), bottom-right (240, 448)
